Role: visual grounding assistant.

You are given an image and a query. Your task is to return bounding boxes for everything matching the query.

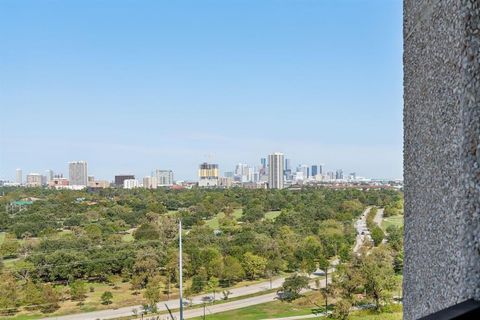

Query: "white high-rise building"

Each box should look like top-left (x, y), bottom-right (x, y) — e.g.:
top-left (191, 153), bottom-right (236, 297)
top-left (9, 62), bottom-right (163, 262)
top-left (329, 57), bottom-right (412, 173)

top-left (143, 176), bottom-right (158, 189)
top-left (143, 176), bottom-right (151, 189)
top-left (16, 168), bottom-right (22, 185)
top-left (268, 152), bottom-right (285, 189)
top-left (124, 179), bottom-right (139, 189)
top-left (69, 161), bottom-right (88, 186)
top-left (153, 169), bottom-right (174, 186)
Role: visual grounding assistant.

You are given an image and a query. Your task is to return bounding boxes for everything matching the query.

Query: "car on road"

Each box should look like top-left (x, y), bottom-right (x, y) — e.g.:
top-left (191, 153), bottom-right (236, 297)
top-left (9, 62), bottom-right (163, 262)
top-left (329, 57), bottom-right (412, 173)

top-left (201, 296), bottom-right (214, 303)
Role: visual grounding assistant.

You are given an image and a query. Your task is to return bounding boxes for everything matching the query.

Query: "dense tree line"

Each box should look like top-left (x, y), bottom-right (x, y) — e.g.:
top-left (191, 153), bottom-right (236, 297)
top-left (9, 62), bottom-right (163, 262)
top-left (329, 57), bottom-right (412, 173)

top-left (0, 186), bottom-right (402, 315)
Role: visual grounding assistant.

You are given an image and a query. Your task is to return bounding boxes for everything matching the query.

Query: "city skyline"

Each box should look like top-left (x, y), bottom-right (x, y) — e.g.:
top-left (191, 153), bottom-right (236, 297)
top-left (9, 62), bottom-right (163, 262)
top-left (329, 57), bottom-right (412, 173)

top-left (4, 153), bottom-right (387, 185)
top-left (0, 0), bottom-right (402, 181)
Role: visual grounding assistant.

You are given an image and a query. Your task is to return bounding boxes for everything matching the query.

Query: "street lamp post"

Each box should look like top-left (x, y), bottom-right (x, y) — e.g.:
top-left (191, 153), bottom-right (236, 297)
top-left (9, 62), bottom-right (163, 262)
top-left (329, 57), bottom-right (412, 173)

top-left (179, 219), bottom-right (184, 320)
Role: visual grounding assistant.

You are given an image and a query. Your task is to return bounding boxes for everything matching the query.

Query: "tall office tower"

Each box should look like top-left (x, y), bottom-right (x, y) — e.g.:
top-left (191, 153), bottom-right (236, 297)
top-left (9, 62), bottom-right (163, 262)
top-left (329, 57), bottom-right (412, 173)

top-left (285, 158), bottom-right (291, 171)
top-left (69, 161), bottom-right (88, 186)
top-left (26, 173), bottom-right (43, 187)
top-left (284, 158), bottom-right (292, 180)
top-left (268, 152), bottom-right (285, 189)
top-left (153, 169), bottom-right (174, 186)
top-left (311, 165), bottom-right (319, 177)
top-left (319, 164), bottom-right (324, 175)
top-left (115, 175), bottom-right (135, 187)
top-left (198, 162), bottom-right (219, 187)
top-left (45, 170), bottom-right (54, 183)
top-left (16, 168), bottom-right (22, 184)
top-left (336, 169), bottom-right (344, 180)
top-left (260, 158), bottom-right (267, 176)
top-left (260, 158), bottom-right (267, 168)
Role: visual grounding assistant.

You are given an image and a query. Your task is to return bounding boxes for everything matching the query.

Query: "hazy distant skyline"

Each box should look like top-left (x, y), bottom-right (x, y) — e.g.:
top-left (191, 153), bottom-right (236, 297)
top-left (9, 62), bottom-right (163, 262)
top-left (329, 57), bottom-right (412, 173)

top-left (0, 0), bottom-right (403, 181)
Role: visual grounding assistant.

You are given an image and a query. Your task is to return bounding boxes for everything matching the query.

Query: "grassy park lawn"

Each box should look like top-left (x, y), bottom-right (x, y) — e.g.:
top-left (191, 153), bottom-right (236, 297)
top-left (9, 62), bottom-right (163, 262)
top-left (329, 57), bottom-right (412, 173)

top-left (349, 305), bottom-right (402, 320)
top-left (265, 211), bottom-right (281, 220)
top-left (0, 231), bottom-right (5, 245)
top-left (4, 281), bottom-right (151, 320)
top-left (190, 299), bottom-right (402, 320)
top-left (206, 209), bottom-right (281, 229)
top-left (382, 215), bottom-right (404, 230)
top-left (206, 209), bottom-right (243, 229)
top-left (190, 291), bottom-right (323, 320)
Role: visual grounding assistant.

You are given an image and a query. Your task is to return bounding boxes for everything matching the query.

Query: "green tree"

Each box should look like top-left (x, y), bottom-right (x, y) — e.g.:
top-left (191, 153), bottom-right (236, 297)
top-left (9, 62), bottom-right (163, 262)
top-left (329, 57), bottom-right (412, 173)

top-left (207, 277), bottom-right (219, 300)
top-left (39, 284), bottom-right (60, 313)
top-left (191, 271), bottom-right (207, 293)
top-left (222, 256), bottom-right (245, 285)
top-left (360, 247), bottom-right (398, 310)
top-left (69, 280), bottom-right (87, 301)
top-left (133, 223), bottom-right (160, 241)
top-left (101, 291), bottom-right (113, 305)
top-left (386, 225), bottom-right (403, 252)
top-left (0, 235), bottom-right (20, 259)
top-left (393, 250), bottom-right (404, 274)
top-left (332, 299), bottom-right (352, 320)
top-left (242, 252), bottom-right (267, 280)
top-left (143, 281), bottom-right (161, 311)
top-left (371, 225), bottom-right (385, 246)
top-left (22, 281), bottom-right (43, 310)
top-left (0, 272), bottom-right (19, 314)
top-left (241, 204), bottom-right (265, 222)
top-left (278, 274), bottom-right (309, 302)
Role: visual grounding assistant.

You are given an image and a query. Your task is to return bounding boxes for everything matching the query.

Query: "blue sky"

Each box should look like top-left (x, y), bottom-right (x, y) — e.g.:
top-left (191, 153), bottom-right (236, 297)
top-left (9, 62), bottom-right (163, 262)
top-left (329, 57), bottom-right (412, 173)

top-left (0, 0), bottom-right (403, 181)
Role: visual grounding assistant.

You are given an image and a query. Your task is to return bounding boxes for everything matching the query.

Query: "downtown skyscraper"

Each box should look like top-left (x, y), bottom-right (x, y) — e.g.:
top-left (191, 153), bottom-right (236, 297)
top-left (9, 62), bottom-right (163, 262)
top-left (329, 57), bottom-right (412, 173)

top-left (69, 161), bottom-right (88, 186)
top-left (15, 168), bottom-right (22, 185)
top-left (268, 152), bottom-right (284, 189)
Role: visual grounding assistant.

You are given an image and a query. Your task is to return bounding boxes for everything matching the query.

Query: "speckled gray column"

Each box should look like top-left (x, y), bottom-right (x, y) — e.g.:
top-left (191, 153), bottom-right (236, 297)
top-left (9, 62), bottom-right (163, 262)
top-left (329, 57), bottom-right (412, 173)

top-left (403, 0), bottom-right (480, 319)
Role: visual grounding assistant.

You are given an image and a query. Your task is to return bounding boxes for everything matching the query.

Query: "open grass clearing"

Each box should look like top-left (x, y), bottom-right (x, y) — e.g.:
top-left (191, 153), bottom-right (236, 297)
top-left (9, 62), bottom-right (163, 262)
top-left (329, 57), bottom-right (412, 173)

top-left (189, 291), bottom-right (324, 320)
top-left (205, 209), bottom-right (243, 229)
top-left (381, 215), bottom-right (404, 230)
top-left (264, 211), bottom-right (281, 221)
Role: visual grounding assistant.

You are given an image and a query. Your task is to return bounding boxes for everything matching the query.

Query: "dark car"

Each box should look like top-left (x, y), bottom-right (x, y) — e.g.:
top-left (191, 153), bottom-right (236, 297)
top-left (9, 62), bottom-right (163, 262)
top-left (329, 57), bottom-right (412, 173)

top-left (201, 296), bottom-right (214, 303)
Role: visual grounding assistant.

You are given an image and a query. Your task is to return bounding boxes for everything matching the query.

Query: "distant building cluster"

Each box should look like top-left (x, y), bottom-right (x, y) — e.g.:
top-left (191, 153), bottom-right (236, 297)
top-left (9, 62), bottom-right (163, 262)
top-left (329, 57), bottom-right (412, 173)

top-left (1, 153), bottom-right (391, 190)
top-left (196, 152), bottom-right (366, 190)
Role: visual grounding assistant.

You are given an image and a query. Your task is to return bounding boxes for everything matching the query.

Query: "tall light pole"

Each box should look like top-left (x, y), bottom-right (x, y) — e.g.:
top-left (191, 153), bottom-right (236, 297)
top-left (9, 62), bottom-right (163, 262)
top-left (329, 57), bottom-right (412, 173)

top-left (179, 219), bottom-right (184, 320)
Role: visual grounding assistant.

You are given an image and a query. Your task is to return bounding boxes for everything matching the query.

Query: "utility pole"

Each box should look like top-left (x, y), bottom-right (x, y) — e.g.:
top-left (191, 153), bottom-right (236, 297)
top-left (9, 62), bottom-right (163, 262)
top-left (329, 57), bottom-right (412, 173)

top-left (179, 219), bottom-right (184, 320)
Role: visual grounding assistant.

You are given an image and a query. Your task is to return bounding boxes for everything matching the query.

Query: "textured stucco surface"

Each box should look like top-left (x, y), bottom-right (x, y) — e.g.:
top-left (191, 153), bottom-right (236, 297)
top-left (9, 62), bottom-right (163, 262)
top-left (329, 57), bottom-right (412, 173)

top-left (403, 0), bottom-right (480, 319)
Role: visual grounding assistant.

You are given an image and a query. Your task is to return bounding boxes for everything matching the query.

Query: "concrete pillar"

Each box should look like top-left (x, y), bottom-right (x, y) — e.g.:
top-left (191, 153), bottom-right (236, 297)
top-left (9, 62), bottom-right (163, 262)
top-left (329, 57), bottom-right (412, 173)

top-left (403, 0), bottom-right (480, 318)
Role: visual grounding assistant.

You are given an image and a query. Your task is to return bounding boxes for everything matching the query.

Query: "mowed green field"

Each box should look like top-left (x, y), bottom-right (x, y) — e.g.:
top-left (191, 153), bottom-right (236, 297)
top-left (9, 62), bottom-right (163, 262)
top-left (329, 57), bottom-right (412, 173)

top-left (206, 209), bottom-right (281, 229)
top-left (189, 296), bottom-right (402, 320)
top-left (0, 232), bottom-right (5, 245)
top-left (382, 215), bottom-right (404, 230)
top-left (190, 292), bottom-right (322, 320)
top-left (205, 209), bottom-right (243, 229)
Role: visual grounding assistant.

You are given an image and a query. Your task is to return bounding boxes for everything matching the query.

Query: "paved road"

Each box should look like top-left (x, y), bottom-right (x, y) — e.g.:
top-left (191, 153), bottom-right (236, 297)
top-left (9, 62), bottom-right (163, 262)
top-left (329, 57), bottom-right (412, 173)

top-left (353, 207), bottom-right (371, 253)
top-left (40, 277), bottom-right (287, 320)
top-left (168, 277), bottom-right (328, 320)
top-left (373, 208), bottom-right (384, 226)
